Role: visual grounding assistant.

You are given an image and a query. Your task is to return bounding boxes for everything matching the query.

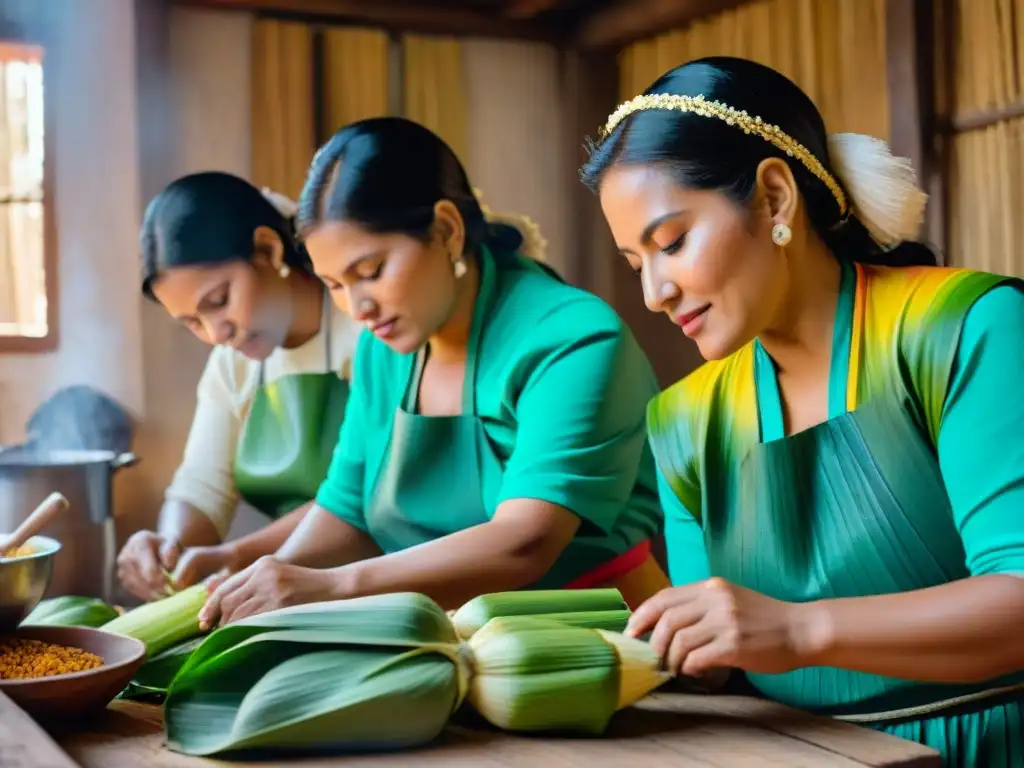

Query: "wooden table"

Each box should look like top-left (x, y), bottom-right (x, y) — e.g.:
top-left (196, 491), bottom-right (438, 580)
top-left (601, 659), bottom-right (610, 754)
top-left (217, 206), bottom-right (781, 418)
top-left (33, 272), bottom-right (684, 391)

top-left (8, 693), bottom-right (942, 768)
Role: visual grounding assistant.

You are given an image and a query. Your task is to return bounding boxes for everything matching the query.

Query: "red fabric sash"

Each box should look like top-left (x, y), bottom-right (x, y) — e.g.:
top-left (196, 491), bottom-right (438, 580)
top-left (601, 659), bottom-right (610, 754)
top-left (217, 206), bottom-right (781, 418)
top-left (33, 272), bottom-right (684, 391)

top-left (564, 540), bottom-right (652, 590)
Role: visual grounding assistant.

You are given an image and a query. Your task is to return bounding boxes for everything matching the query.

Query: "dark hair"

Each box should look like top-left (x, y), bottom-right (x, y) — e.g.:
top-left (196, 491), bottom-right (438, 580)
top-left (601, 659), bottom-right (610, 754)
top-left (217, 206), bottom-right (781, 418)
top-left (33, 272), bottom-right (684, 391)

top-left (296, 117), bottom-right (523, 256)
top-left (140, 171), bottom-right (313, 298)
top-left (580, 57), bottom-right (936, 268)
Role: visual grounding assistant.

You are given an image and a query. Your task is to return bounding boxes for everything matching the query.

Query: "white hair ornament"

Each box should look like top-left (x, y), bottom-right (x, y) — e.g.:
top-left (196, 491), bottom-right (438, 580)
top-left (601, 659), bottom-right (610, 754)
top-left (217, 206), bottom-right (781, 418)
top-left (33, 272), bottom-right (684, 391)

top-left (826, 133), bottom-right (928, 250)
top-left (472, 187), bottom-right (548, 263)
top-left (260, 186), bottom-right (299, 220)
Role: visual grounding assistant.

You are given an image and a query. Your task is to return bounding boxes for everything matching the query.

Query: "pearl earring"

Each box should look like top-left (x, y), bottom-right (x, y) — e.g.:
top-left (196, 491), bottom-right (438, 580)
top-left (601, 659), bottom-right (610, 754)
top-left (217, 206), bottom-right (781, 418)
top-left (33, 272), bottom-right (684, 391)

top-left (279, 264), bottom-right (291, 278)
top-left (771, 223), bottom-right (792, 247)
top-left (453, 257), bottom-right (467, 279)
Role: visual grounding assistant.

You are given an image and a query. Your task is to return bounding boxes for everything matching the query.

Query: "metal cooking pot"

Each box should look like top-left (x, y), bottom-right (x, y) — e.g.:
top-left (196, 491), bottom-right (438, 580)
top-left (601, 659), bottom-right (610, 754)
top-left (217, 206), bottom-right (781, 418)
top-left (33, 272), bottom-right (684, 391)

top-left (0, 449), bottom-right (138, 605)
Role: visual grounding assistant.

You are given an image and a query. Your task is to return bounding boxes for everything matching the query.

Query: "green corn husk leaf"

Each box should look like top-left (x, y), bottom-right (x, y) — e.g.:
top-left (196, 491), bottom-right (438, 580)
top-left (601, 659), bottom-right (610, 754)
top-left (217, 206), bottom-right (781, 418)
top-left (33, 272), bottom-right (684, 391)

top-left (467, 616), bottom-right (670, 734)
top-left (453, 610), bottom-right (630, 638)
top-left (118, 636), bottom-right (207, 699)
top-left (597, 629), bottom-right (673, 710)
top-left (171, 592), bottom-right (457, 684)
top-left (472, 665), bottom-right (619, 734)
top-left (163, 594), bottom-right (462, 757)
top-left (103, 582), bottom-right (208, 657)
top-left (467, 617), bottom-right (617, 733)
top-left (22, 595), bottom-right (121, 627)
top-left (167, 642), bottom-right (457, 757)
top-left (532, 609), bottom-right (631, 634)
top-left (451, 588), bottom-right (628, 639)
top-left (161, 593), bottom-right (668, 757)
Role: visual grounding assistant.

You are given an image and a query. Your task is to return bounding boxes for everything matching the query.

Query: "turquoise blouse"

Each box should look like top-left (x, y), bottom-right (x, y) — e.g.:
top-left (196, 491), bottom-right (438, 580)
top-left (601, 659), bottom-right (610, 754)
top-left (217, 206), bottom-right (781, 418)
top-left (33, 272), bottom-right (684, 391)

top-left (316, 248), bottom-right (664, 587)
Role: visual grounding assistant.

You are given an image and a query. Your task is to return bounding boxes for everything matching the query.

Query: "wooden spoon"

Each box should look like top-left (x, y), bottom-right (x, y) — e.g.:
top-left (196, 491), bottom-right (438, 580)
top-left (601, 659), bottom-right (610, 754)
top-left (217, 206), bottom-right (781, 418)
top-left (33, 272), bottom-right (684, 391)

top-left (0, 492), bottom-right (69, 555)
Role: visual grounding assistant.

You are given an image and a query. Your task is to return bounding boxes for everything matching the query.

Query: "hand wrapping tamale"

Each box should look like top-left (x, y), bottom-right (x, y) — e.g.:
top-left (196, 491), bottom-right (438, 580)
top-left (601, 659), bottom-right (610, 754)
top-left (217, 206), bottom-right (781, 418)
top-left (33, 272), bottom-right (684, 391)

top-left (160, 591), bottom-right (670, 757)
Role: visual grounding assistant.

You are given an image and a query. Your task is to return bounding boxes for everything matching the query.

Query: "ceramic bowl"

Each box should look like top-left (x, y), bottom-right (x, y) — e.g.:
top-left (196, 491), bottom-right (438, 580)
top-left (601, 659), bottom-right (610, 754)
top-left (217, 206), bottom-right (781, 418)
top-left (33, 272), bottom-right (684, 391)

top-left (0, 624), bottom-right (145, 717)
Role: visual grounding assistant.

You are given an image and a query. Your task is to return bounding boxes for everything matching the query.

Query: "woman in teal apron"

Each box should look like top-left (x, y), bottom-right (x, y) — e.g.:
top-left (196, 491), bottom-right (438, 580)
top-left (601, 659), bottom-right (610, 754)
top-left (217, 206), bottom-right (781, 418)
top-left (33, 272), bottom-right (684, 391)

top-left (117, 172), bottom-right (358, 602)
top-left (197, 117), bottom-right (671, 629)
top-left (580, 57), bottom-right (1024, 767)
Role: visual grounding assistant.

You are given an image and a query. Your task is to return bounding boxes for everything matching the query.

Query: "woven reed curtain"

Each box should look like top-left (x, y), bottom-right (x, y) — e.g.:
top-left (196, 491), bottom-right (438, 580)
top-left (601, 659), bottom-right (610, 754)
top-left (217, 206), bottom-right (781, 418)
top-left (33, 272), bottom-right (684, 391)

top-left (321, 27), bottom-right (390, 138)
top-left (618, 0), bottom-right (888, 139)
top-left (945, 0), bottom-right (1024, 275)
top-left (402, 35), bottom-right (468, 160)
top-left (251, 19), bottom-right (316, 199)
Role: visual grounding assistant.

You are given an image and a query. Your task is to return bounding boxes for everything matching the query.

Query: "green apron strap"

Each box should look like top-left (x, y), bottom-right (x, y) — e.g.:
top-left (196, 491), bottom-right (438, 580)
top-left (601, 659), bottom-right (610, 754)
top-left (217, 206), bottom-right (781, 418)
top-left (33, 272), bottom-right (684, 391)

top-left (404, 348), bottom-right (428, 413)
top-left (322, 290), bottom-right (332, 371)
top-left (403, 264), bottom-right (485, 417)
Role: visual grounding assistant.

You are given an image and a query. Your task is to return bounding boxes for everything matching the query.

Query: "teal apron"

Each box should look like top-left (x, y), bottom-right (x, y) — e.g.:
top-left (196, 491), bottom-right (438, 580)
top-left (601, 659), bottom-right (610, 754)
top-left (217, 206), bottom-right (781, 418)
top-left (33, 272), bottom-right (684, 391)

top-left (362, 252), bottom-right (665, 600)
top-left (234, 294), bottom-right (350, 519)
top-left (364, 318), bottom-right (502, 551)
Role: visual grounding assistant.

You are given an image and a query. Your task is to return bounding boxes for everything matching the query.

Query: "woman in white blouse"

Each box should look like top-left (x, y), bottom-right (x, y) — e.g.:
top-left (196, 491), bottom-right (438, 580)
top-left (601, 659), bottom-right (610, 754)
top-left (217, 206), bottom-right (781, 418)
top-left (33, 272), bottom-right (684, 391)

top-left (116, 171), bottom-right (361, 601)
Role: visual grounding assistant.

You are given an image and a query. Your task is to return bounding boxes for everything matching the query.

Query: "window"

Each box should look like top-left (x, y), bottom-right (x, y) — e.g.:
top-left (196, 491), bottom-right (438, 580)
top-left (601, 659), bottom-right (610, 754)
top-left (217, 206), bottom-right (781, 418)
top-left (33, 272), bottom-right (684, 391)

top-left (0, 41), bottom-right (55, 351)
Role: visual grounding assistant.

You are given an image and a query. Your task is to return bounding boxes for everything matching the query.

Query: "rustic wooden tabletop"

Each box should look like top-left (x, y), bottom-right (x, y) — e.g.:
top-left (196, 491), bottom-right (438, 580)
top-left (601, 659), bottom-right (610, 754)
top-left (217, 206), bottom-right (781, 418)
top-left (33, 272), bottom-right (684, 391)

top-left (2, 689), bottom-right (942, 768)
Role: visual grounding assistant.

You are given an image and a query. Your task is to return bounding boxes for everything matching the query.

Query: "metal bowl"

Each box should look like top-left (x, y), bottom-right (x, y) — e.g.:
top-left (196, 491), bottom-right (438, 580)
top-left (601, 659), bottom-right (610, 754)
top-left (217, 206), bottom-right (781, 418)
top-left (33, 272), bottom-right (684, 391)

top-left (0, 534), bottom-right (60, 634)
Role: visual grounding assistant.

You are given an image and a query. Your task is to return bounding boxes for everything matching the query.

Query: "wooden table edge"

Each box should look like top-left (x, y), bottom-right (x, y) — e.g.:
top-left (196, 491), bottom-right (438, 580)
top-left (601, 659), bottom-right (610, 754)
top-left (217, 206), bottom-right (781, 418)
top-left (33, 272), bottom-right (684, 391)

top-left (0, 689), bottom-right (83, 768)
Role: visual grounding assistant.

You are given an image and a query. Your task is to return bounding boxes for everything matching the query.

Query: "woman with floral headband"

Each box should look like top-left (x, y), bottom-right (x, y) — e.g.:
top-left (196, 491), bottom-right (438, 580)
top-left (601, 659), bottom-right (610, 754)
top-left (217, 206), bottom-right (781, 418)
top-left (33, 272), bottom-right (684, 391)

top-left (582, 57), bottom-right (1024, 766)
top-left (197, 116), bottom-right (670, 627)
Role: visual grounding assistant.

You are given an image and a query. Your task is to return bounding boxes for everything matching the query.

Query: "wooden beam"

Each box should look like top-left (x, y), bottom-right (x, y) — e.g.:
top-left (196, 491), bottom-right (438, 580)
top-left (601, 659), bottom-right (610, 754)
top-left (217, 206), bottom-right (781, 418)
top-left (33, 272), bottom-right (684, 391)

top-left (172, 0), bottom-right (556, 40)
top-left (504, 0), bottom-right (567, 19)
top-left (572, 0), bottom-right (747, 50)
top-left (945, 100), bottom-right (1024, 133)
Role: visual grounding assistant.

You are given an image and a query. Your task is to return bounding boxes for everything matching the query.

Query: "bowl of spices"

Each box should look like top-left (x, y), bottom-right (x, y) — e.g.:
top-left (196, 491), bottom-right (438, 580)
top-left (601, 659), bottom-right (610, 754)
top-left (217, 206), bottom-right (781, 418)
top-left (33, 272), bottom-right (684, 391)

top-left (1, 492), bottom-right (70, 633)
top-left (0, 535), bottom-right (61, 632)
top-left (0, 625), bottom-right (146, 716)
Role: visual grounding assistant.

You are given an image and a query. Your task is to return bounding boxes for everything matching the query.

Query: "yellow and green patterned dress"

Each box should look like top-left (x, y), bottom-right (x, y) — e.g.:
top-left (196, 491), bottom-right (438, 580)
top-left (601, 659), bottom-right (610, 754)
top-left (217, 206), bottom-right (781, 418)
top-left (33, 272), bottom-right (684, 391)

top-left (648, 259), bottom-right (1024, 767)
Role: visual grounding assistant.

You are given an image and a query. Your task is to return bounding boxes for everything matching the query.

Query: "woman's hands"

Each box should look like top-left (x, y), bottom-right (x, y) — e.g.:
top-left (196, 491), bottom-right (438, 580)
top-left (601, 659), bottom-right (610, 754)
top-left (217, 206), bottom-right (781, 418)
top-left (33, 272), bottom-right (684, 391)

top-left (117, 530), bottom-right (182, 601)
top-left (197, 556), bottom-right (342, 630)
top-left (625, 577), bottom-right (820, 678)
top-left (170, 543), bottom-right (242, 591)
top-left (117, 530), bottom-right (244, 600)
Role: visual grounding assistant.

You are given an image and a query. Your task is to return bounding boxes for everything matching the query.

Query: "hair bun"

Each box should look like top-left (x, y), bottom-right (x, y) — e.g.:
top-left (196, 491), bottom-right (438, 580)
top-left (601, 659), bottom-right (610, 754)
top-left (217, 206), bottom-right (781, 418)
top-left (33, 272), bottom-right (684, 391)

top-left (472, 187), bottom-right (549, 263)
top-left (260, 186), bottom-right (299, 220)
top-left (826, 133), bottom-right (928, 250)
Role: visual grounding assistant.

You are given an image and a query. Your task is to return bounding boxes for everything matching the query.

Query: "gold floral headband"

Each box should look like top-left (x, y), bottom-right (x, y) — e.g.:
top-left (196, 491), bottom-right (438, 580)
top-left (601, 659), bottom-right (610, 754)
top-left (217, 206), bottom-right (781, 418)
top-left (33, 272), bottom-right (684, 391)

top-left (600, 93), bottom-right (849, 217)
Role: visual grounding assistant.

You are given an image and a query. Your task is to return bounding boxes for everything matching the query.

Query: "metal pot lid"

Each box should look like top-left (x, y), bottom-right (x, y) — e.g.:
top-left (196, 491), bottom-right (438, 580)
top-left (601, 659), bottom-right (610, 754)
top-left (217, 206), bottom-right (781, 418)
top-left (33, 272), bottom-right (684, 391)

top-left (0, 448), bottom-right (123, 467)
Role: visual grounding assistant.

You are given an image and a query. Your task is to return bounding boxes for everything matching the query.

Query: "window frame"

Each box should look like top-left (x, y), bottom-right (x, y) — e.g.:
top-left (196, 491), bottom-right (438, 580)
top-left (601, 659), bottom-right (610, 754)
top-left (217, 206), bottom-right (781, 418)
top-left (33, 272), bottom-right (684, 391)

top-left (0, 37), bottom-right (58, 354)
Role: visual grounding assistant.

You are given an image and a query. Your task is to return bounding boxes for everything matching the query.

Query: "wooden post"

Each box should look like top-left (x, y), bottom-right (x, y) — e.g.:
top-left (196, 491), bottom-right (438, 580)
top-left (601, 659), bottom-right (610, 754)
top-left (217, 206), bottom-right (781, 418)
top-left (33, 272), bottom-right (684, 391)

top-left (559, 47), bottom-right (620, 300)
top-left (885, 0), bottom-right (946, 256)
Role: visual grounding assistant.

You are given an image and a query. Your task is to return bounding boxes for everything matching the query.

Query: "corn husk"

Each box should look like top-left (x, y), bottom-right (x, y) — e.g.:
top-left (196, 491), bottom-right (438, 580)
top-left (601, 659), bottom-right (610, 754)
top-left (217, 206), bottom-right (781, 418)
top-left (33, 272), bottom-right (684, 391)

top-left (22, 595), bottom-right (120, 628)
top-left (161, 592), bottom-right (669, 757)
top-left (164, 593), bottom-right (461, 756)
top-left (451, 588), bottom-right (629, 639)
top-left (103, 582), bottom-right (208, 657)
top-left (467, 615), bottom-right (668, 732)
top-left (119, 636), bottom-right (207, 700)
